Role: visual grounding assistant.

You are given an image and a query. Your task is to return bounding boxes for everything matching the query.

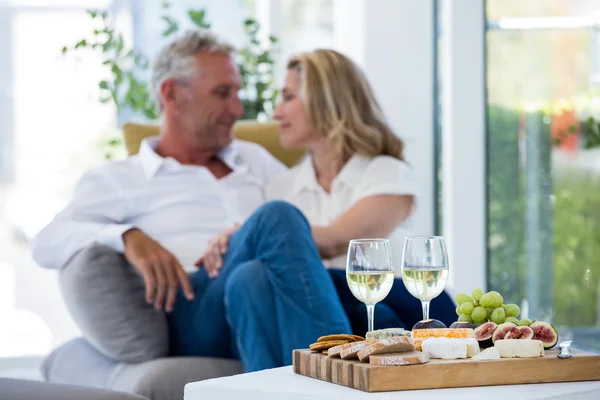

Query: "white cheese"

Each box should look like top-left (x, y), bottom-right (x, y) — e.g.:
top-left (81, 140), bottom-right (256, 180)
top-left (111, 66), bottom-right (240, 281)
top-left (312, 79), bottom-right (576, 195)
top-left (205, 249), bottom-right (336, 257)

top-left (472, 347), bottom-right (501, 361)
top-left (494, 339), bottom-right (545, 358)
top-left (465, 338), bottom-right (481, 358)
top-left (422, 338), bottom-right (468, 359)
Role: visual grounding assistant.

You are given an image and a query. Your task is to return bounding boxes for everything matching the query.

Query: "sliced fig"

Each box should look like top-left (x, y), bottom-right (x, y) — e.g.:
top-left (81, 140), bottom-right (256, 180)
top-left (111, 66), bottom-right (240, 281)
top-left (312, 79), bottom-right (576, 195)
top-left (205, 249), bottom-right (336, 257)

top-left (473, 321), bottom-right (497, 348)
top-left (504, 326), bottom-right (534, 340)
top-left (491, 322), bottom-right (518, 344)
top-left (450, 321), bottom-right (476, 330)
top-left (529, 321), bottom-right (559, 349)
top-left (412, 319), bottom-right (447, 330)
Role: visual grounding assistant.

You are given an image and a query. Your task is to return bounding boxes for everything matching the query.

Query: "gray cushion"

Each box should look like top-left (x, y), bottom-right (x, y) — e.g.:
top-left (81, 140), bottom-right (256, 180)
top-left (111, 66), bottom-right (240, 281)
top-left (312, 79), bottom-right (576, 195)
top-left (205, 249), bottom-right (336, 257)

top-left (59, 245), bottom-right (169, 363)
top-left (0, 378), bottom-right (148, 400)
top-left (43, 338), bottom-right (244, 400)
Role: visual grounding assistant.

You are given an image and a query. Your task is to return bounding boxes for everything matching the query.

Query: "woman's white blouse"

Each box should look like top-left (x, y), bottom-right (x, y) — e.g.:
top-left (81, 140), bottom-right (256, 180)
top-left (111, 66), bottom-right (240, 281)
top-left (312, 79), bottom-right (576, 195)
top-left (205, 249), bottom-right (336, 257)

top-left (265, 154), bottom-right (418, 274)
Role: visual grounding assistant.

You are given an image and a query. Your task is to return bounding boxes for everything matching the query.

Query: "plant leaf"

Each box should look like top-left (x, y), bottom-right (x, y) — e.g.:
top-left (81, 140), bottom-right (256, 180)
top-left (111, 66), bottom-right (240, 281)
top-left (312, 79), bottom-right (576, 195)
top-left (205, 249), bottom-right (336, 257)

top-left (161, 16), bottom-right (179, 36)
top-left (188, 10), bottom-right (210, 28)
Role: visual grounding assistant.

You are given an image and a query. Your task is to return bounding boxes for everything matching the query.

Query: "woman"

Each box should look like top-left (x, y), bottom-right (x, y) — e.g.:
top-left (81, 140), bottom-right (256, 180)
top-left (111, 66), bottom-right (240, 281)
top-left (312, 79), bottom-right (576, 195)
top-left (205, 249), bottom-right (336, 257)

top-left (200, 49), bottom-right (456, 334)
top-left (265, 49), bottom-right (455, 334)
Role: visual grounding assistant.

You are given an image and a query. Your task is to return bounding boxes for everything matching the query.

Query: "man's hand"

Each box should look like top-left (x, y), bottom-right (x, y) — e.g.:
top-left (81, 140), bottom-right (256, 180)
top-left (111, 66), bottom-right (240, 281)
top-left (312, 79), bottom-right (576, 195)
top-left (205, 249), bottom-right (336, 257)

top-left (195, 224), bottom-right (239, 278)
top-left (123, 228), bottom-right (194, 312)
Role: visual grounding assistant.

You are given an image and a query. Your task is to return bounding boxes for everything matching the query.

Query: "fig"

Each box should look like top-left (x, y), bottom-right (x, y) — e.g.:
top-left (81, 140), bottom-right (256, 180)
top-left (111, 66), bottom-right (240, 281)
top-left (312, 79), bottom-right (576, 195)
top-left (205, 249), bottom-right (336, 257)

top-left (473, 321), bottom-right (497, 348)
top-left (529, 321), bottom-right (559, 349)
top-left (504, 326), bottom-right (534, 340)
top-left (450, 321), bottom-right (476, 330)
top-left (412, 319), bottom-right (447, 330)
top-left (491, 322), bottom-right (518, 344)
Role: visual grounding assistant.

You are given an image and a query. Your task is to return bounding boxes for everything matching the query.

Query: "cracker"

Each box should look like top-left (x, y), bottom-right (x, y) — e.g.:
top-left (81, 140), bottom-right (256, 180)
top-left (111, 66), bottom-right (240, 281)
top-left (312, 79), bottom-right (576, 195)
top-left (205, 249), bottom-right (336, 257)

top-left (309, 340), bottom-right (348, 351)
top-left (317, 334), bottom-right (358, 343)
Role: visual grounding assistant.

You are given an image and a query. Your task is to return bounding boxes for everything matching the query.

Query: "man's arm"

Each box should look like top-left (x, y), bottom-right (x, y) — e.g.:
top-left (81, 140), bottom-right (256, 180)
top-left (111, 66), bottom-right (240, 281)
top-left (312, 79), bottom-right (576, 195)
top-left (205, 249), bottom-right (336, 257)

top-left (31, 169), bottom-right (133, 270)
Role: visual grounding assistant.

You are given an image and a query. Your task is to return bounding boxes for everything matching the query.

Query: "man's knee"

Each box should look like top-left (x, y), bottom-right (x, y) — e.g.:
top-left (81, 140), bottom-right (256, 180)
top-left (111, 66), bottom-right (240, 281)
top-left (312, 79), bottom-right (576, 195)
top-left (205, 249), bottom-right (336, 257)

top-left (255, 200), bottom-right (305, 222)
top-left (60, 244), bottom-right (169, 363)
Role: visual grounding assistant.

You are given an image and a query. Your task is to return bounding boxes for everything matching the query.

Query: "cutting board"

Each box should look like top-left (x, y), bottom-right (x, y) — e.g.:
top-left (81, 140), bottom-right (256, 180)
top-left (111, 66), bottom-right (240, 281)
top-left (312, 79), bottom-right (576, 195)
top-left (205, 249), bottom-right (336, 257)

top-left (292, 348), bottom-right (600, 392)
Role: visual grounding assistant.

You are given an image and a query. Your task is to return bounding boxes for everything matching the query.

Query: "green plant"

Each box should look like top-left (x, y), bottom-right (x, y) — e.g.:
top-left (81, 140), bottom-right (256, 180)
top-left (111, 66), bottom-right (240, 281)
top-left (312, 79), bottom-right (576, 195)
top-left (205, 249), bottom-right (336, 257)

top-left (62, 2), bottom-right (279, 123)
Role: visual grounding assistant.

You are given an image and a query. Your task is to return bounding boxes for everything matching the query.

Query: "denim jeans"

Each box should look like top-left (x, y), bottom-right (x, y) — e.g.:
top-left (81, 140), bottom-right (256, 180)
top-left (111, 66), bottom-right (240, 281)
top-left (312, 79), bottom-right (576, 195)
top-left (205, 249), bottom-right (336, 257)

top-left (328, 269), bottom-right (457, 335)
top-left (167, 201), bottom-right (351, 372)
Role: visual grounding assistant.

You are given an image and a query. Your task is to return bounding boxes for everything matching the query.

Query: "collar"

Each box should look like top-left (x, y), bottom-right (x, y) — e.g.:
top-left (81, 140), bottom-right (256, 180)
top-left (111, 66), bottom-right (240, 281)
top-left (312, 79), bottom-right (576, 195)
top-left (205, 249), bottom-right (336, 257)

top-left (138, 137), bottom-right (248, 179)
top-left (291, 153), bottom-right (370, 194)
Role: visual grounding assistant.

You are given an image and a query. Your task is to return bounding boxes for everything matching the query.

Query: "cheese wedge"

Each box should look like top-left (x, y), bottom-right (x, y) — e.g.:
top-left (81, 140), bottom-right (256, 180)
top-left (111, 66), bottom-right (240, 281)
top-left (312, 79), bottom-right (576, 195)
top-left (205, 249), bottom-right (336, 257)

top-left (369, 351), bottom-right (430, 366)
top-left (495, 339), bottom-right (545, 358)
top-left (472, 347), bottom-right (501, 361)
top-left (412, 328), bottom-right (474, 350)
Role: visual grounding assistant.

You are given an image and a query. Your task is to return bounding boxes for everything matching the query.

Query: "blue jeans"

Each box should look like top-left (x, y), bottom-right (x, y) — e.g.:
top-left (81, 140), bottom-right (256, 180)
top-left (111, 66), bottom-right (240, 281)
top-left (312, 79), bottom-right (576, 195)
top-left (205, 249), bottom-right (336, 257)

top-left (167, 201), bottom-right (351, 372)
top-left (328, 269), bottom-right (457, 335)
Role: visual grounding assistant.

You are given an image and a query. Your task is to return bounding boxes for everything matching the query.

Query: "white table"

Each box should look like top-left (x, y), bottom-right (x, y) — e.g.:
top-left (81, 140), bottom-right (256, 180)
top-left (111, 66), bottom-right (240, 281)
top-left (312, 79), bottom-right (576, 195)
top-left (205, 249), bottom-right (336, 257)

top-left (185, 366), bottom-right (600, 400)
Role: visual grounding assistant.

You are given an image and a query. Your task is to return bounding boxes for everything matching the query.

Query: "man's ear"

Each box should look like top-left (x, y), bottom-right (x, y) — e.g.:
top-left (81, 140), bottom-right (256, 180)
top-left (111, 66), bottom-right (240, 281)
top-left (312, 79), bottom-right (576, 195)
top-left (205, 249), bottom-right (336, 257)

top-left (160, 79), bottom-right (184, 112)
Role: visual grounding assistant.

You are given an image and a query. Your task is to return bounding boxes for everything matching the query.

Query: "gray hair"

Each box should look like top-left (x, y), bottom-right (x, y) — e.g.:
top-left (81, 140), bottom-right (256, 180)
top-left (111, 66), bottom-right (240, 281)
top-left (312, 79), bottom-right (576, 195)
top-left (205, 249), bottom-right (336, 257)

top-left (150, 29), bottom-right (236, 111)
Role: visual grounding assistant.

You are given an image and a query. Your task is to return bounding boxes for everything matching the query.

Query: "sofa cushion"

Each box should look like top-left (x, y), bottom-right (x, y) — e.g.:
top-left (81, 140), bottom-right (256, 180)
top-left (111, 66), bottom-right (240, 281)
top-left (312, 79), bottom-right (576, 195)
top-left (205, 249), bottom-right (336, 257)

top-left (0, 377), bottom-right (148, 400)
top-left (59, 245), bottom-right (169, 363)
top-left (122, 121), bottom-right (305, 167)
top-left (42, 338), bottom-right (244, 400)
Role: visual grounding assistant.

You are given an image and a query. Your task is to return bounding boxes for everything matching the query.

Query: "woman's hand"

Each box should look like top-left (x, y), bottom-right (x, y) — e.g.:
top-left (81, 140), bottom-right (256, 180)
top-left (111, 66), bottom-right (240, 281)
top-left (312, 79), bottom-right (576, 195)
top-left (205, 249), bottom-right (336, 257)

top-left (195, 224), bottom-right (240, 278)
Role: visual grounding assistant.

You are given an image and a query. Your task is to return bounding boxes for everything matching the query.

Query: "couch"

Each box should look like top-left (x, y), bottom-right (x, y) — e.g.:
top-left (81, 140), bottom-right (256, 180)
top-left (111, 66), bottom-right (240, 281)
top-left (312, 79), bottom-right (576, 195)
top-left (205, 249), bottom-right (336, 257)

top-left (41, 121), bottom-right (304, 400)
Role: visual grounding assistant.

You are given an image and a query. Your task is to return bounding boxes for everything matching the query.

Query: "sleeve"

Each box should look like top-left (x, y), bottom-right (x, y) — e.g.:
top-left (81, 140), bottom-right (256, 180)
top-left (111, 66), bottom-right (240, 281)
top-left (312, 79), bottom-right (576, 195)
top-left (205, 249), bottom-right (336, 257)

top-left (30, 168), bottom-right (134, 269)
top-left (354, 157), bottom-right (419, 201)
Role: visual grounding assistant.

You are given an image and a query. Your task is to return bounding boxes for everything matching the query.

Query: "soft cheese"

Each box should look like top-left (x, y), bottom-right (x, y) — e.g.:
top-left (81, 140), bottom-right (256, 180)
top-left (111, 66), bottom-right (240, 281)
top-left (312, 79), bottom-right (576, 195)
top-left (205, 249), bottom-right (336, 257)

top-left (422, 338), bottom-right (468, 359)
top-left (495, 339), bottom-right (545, 358)
top-left (366, 328), bottom-right (411, 341)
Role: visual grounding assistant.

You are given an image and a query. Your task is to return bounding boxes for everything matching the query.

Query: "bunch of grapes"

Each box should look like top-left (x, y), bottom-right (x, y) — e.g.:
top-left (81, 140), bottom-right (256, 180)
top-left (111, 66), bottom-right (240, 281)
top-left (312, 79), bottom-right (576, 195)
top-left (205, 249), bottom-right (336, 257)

top-left (455, 289), bottom-right (525, 326)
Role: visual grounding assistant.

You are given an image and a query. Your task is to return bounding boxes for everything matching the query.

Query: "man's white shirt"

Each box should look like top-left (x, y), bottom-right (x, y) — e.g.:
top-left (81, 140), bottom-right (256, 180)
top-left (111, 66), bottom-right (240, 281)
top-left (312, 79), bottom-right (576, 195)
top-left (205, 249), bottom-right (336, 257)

top-left (31, 137), bottom-right (286, 272)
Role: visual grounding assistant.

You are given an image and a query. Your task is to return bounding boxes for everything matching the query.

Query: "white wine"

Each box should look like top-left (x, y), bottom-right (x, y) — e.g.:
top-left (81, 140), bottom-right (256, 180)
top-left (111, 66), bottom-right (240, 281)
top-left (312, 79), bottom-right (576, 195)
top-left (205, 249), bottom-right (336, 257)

top-left (347, 271), bottom-right (394, 304)
top-left (402, 266), bottom-right (449, 301)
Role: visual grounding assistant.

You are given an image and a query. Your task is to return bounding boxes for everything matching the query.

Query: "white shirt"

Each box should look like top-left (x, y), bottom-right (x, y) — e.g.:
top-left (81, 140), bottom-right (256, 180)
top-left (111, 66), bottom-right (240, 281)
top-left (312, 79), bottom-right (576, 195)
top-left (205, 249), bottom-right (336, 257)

top-left (31, 137), bottom-right (287, 271)
top-left (265, 154), bottom-right (418, 275)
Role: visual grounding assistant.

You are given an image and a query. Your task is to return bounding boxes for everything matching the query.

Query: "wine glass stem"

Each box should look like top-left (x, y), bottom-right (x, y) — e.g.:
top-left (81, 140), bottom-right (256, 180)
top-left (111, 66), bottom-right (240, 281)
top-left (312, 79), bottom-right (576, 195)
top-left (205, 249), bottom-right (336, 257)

top-left (366, 304), bottom-right (375, 332)
top-left (421, 300), bottom-right (431, 320)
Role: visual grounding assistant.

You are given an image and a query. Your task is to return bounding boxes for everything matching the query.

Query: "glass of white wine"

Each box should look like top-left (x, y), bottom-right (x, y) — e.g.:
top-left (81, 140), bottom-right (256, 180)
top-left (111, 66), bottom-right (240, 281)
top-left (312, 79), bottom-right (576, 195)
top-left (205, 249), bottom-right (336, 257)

top-left (346, 239), bottom-right (394, 333)
top-left (401, 236), bottom-right (449, 321)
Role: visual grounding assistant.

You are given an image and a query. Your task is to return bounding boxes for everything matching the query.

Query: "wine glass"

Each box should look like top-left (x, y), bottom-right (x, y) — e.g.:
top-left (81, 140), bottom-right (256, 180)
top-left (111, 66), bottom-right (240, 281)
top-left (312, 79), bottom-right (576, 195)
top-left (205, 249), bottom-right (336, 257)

top-left (346, 239), bottom-right (394, 333)
top-left (401, 236), bottom-right (449, 321)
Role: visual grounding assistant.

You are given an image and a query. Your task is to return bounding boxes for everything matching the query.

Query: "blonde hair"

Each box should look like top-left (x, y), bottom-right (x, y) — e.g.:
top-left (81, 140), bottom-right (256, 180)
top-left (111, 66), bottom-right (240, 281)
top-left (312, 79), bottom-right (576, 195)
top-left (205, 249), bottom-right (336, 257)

top-left (287, 49), bottom-right (404, 161)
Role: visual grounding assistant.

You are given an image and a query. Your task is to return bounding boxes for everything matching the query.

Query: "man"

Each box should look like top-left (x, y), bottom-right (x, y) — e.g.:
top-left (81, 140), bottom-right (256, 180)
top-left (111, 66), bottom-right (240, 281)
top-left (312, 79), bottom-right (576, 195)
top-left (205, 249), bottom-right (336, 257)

top-left (32, 30), bottom-right (350, 372)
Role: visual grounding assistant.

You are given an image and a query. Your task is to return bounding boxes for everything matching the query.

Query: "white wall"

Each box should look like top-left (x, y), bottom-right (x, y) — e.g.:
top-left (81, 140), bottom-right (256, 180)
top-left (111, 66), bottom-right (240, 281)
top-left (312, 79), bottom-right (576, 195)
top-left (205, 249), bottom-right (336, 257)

top-left (333, 0), bottom-right (436, 260)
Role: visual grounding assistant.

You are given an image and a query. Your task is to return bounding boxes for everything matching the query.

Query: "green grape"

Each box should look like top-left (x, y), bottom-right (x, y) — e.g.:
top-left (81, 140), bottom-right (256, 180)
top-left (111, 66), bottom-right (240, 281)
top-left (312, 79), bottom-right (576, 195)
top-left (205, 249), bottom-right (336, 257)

top-left (518, 318), bottom-right (532, 326)
top-left (488, 291), bottom-right (504, 308)
top-left (505, 316), bottom-right (519, 324)
top-left (490, 307), bottom-right (506, 325)
top-left (458, 313), bottom-right (473, 323)
top-left (455, 293), bottom-right (474, 305)
top-left (503, 303), bottom-right (520, 318)
top-left (479, 293), bottom-right (495, 308)
top-left (486, 307), bottom-right (494, 320)
top-left (460, 302), bottom-right (474, 315)
top-left (471, 288), bottom-right (484, 302)
top-left (471, 306), bottom-right (487, 322)
top-left (473, 300), bottom-right (479, 307)
top-left (456, 305), bottom-right (462, 316)
top-left (473, 321), bottom-right (483, 327)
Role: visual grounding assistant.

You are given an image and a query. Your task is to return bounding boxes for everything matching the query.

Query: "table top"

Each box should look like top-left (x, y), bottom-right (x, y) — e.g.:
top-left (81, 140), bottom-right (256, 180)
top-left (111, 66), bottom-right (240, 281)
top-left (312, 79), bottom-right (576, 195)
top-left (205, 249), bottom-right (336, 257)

top-left (185, 366), bottom-right (600, 400)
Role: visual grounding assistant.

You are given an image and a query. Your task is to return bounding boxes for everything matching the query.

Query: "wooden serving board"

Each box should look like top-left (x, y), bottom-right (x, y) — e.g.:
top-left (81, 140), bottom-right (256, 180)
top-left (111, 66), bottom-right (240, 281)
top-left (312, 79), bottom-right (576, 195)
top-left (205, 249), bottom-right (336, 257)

top-left (293, 349), bottom-right (600, 392)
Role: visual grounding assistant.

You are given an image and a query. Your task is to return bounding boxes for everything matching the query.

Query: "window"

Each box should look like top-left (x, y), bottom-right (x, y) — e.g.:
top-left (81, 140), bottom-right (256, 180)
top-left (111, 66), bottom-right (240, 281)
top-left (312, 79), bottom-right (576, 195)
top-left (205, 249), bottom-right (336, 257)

top-left (487, 0), bottom-right (600, 351)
